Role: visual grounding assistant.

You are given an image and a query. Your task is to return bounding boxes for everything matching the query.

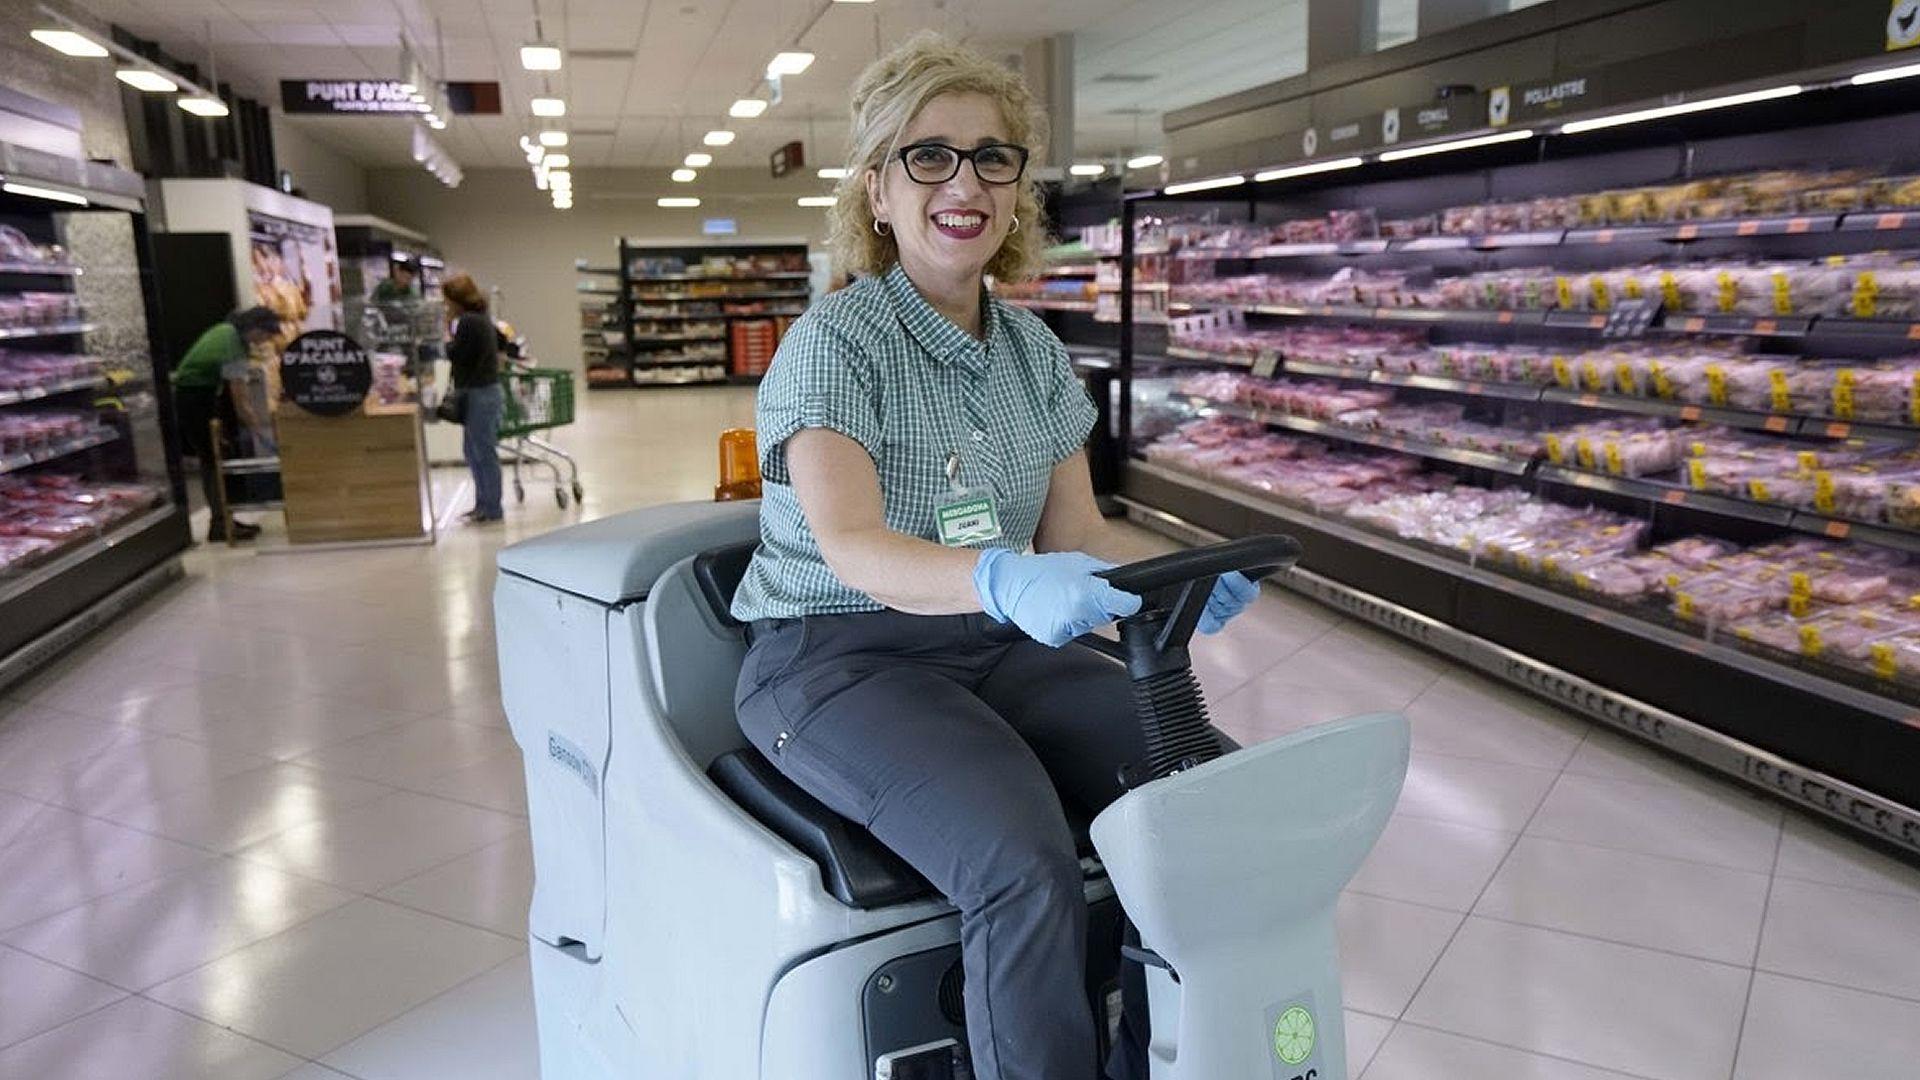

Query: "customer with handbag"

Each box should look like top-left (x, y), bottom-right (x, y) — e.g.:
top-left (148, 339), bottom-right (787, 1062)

top-left (442, 273), bottom-right (503, 523)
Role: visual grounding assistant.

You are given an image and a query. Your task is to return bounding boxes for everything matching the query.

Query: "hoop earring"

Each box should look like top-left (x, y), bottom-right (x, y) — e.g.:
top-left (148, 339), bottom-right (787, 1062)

top-left (873, 219), bottom-right (890, 236)
top-left (1010, 215), bottom-right (1021, 233)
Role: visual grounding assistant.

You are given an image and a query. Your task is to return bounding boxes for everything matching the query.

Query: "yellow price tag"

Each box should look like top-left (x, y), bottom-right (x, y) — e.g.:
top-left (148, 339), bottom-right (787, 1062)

top-left (1772, 270), bottom-right (1793, 316)
top-left (1716, 270), bottom-right (1738, 314)
top-left (1799, 624), bottom-right (1825, 657)
top-left (1552, 355), bottom-right (1573, 388)
top-left (1652, 364), bottom-right (1675, 399)
top-left (1616, 362), bottom-right (1638, 395)
top-left (1791, 571), bottom-right (1812, 597)
top-left (1555, 276), bottom-right (1574, 309)
top-left (1749, 478), bottom-right (1772, 502)
top-left (1660, 271), bottom-right (1683, 310)
top-left (1688, 459), bottom-right (1708, 489)
top-left (1706, 365), bottom-right (1728, 406)
top-left (1770, 370), bottom-right (1792, 412)
top-left (1582, 359), bottom-right (1606, 392)
top-left (1852, 270), bottom-right (1879, 319)
top-left (1605, 442), bottom-right (1625, 475)
top-left (1545, 434), bottom-right (1565, 464)
top-left (1797, 450), bottom-right (1820, 473)
top-left (1690, 440), bottom-right (1709, 458)
top-left (1590, 276), bottom-right (1612, 311)
top-left (1624, 276), bottom-right (1644, 300)
top-left (1814, 471), bottom-right (1836, 514)
top-left (1576, 438), bottom-right (1597, 470)
top-left (1676, 592), bottom-right (1696, 620)
top-left (1789, 593), bottom-right (1813, 618)
top-left (1873, 642), bottom-right (1898, 680)
top-left (1834, 369), bottom-right (1856, 420)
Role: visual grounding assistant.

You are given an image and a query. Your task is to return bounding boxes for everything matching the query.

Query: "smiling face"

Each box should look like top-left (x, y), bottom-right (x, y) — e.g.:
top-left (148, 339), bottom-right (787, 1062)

top-left (867, 92), bottom-right (1022, 288)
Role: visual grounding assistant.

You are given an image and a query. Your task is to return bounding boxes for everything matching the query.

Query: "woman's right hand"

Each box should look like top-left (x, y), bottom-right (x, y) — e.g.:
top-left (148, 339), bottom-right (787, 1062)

top-left (973, 548), bottom-right (1143, 647)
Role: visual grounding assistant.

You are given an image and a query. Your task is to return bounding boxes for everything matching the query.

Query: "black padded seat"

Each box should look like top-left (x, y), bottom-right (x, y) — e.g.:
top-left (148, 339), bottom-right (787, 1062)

top-left (694, 543), bottom-right (1097, 910)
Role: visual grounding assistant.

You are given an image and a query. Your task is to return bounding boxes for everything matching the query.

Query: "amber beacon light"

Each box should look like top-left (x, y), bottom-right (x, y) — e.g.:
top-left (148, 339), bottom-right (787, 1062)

top-left (715, 428), bottom-right (762, 501)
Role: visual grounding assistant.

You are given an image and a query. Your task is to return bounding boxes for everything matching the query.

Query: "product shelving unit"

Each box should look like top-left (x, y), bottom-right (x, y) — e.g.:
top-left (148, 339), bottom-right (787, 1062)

top-left (0, 140), bottom-right (191, 686)
top-left (1116, 82), bottom-right (1920, 857)
top-left (598, 240), bottom-right (812, 390)
top-left (576, 258), bottom-right (627, 389)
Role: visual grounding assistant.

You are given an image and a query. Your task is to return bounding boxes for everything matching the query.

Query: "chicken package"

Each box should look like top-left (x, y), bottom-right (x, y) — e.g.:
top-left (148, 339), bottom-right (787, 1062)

top-left (1831, 358), bottom-right (1920, 424)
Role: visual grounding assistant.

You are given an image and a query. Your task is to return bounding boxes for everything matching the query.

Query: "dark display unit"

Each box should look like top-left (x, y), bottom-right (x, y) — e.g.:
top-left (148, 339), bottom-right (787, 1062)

top-left (0, 141), bottom-right (191, 685)
top-left (594, 240), bottom-right (812, 390)
top-left (1115, 76), bottom-right (1920, 860)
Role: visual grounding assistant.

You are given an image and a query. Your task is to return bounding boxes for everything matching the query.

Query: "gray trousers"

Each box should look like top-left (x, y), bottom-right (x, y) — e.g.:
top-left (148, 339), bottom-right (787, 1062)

top-left (735, 610), bottom-right (1150, 1080)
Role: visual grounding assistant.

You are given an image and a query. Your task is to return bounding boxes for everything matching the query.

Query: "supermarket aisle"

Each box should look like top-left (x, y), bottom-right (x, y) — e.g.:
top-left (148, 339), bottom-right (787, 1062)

top-left (0, 388), bottom-right (1915, 1079)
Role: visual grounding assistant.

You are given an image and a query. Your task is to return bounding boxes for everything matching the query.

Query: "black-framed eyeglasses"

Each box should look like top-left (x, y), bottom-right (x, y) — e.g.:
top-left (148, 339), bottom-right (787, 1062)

top-left (894, 142), bottom-right (1030, 185)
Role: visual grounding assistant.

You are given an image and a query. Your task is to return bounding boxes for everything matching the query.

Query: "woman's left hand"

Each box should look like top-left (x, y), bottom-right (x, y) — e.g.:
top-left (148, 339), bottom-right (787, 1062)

top-left (1197, 571), bottom-right (1260, 635)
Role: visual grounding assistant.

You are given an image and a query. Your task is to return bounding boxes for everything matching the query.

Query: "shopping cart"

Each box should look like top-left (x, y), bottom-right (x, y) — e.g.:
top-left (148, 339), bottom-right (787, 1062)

top-left (499, 361), bottom-right (584, 509)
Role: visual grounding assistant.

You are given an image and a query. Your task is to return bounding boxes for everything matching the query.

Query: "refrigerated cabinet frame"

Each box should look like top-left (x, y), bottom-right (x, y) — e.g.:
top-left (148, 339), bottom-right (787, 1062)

top-left (1113, 93), bottom-right (1920, 859)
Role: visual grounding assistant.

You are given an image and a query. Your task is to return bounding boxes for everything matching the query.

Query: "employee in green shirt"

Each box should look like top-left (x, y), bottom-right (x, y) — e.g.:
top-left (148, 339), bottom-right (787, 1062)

top-left (370, 259), bottom-right (417, 306)
top-left (170, 306), bottom-right (280, 543)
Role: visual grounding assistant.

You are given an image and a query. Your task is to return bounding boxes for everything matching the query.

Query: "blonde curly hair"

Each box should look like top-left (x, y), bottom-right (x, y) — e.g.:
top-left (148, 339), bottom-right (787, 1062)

top-left (828, 32), bottom-right (1049, 284)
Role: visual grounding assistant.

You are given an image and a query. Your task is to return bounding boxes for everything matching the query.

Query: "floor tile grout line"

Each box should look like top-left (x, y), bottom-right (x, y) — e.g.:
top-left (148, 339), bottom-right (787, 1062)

top-left (304, 946), bottom-right (529, 1067)
top-left (1390, 755), bottom-right (1565, 1024)
top-left (1727, 823), bottom-right (1789, 1079)
top-left (1372, 894), bottom-right (1763, 973)
top-left (0, 986), bottom-right (132, 1055)
top-left (1747, 964), bottom-right (1920, 1010)
top-left (1384, 1017), bottom-right (1666, 1080)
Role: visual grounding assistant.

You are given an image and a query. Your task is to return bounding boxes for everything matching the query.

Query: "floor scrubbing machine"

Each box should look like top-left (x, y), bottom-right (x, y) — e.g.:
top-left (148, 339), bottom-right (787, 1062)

top-left (497, 498), bottom-right (1409, 1080)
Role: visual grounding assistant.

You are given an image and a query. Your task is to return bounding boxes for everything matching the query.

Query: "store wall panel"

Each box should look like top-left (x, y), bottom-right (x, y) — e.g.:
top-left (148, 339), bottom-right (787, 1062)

top-left (367, 168), bottom-right (830, 378)
top-left (269, 115), bottom-right (371, 214)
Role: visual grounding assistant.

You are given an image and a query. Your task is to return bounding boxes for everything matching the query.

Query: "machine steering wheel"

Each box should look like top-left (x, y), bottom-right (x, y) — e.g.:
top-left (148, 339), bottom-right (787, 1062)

top-left (1080, 535), bottom-right (1304, 786)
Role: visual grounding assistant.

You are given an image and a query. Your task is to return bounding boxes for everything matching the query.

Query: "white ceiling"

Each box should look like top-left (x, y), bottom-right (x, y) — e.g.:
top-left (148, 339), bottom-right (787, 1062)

top-left (67, 0), bottom-right (1316, 172)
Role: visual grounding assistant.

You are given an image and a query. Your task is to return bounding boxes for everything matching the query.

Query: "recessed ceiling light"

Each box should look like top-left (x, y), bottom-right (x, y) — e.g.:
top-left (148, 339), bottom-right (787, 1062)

top-left (817, 167), bottom-right (849, 179)
top-left (703, 130), bottom-right (735, 146)
top-left (768, 51), bottom-right (815, 76)
top-left (520, 42), bottom-right (563, 71)
top-left (658, 197), bottom-right (701, 208)
top-left (1126, 154), bottom-right (1164, 170)
top-left (683, 152), bottom-right (712, 168)
top-left (177, 96), bottom-right (229, 118)
top-left (1069, 163), bottom-right (1106, 177)
top-left (729, 99), bottom-right (768, 118)
top-left (531, 97), bottom-right (566, 117)
top-left (797, 196), bottom-right (836, 207)
top-left (543, 153), bottom-right (571, 169)
top-left (671, 168), bottom-right (697, 182)
top-left (539, 130), bottom-right (569, 147)
top-left (30, 29), bottom-right (108, 58)
top-left (115, 68), bottom-right (178, 93)
top-left (547, 171), bottom-right (573, 190)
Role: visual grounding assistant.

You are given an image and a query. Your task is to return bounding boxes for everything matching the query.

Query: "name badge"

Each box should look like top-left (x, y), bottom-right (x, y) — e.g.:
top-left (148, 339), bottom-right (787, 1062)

top-left (936, 489), bottom-right (1003, 546)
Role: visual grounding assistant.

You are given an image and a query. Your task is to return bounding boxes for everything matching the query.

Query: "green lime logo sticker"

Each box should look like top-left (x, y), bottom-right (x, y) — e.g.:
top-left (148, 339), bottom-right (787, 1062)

top-left (1272, 1005), bottom-right (1315, 1065)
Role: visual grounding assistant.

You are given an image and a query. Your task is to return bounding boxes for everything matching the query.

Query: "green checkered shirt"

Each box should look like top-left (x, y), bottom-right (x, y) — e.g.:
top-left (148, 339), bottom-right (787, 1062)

top-left (730, 263), bottom-right (1099, 621)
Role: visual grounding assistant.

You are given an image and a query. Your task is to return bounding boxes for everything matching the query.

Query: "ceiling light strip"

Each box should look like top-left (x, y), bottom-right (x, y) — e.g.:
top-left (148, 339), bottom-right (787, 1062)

top-left (1252, 156), bottom-right (1365, 183)
top-left (1376, 128), bottom-right (1534, 162)
top-left (3, 181), bottom-right (89, 206)
top-left (1852, 61), bottom-right (1920, 85)
top-left (1162, 174), bottom-right (1246, 196)
top-left (1559, 86), bottom-right (1802, 135)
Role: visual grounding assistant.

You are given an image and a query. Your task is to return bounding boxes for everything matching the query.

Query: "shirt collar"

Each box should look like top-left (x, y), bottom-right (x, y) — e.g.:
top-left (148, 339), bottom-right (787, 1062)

top-left (883, 263), bottom-right (996, 369)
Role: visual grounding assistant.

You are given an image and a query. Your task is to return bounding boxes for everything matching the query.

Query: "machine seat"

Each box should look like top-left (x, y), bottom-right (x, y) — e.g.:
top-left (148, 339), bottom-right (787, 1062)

top-left (694, 542), bottom-right (1099, 911)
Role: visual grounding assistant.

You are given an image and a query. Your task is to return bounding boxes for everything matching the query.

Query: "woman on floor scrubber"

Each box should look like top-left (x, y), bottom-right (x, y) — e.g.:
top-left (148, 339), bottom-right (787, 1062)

top-left (727, 33), bottom-right (1259, 1080)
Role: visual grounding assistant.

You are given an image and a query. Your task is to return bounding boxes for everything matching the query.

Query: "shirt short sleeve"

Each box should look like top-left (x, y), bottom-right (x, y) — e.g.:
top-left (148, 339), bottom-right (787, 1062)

top-left (756, 313), bottom-right (882, 485)
top-left (1040, 340), bottom-right (1099, 464)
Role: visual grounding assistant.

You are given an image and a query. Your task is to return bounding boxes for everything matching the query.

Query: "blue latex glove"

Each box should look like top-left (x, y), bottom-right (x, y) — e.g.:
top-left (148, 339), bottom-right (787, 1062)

top-left (973, 548), bottom-right (1143, 648)
top-left (1197, 571), bottom-right (1260, 635)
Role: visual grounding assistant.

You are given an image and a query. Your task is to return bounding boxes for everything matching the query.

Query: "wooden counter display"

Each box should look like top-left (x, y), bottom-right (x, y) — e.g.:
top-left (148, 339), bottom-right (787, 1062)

top-left (276, 403), bottom-right (433, 545)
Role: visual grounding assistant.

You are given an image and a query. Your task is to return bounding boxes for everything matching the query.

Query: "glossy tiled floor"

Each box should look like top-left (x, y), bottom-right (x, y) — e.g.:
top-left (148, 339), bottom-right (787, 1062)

top-left (2, 387), bottom-right (1919, 1079)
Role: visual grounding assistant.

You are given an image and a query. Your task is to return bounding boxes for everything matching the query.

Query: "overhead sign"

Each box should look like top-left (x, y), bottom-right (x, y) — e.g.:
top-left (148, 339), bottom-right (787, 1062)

top-left (1494, 74), bottom-right (1602, 126)
top-left (770, 140), bottom-right (805, 178)
top-left (1894, 1), bottom-right (1920, 50)
top-left (281, 80), bottom-right (424, 116)
top-left (444, 82), bottom-right (502, 115)
top-left (702, 218), bottom-right (738, 236)
top-left (280, 330), bottom-right (372, 417)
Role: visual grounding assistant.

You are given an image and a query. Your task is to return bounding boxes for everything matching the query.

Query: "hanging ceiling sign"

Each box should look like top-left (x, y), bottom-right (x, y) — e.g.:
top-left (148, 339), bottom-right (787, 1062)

top-left (281, 80), bottom-right (425, 116)
top-left (770, 140), bottom-right (805, 179)
top-left (1493, 73), bottom-right (1603, 126)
